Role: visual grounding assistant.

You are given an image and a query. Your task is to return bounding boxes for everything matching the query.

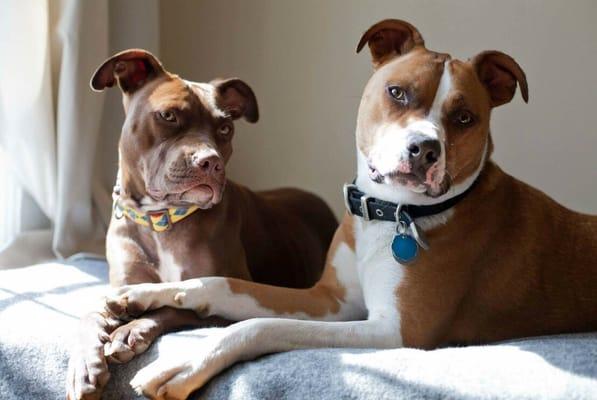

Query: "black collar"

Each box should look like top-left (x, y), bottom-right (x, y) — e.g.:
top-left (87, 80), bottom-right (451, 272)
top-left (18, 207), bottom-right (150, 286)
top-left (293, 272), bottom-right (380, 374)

top-left (343, 179), bottom-right (479, 222)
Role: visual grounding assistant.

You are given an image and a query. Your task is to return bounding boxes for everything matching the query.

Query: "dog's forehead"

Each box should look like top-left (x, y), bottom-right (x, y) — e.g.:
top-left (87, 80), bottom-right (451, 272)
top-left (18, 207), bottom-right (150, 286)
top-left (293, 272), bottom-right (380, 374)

top-left (368, 48), bottom-right (489, 116)
top-left (146, 77), bottom-right (225, 118)
top-left (379, 49), bottom-right (450, 85)
top-left (184, 80), bottom-right (227, 118)
top-left (147, 78), bottom-right (191, 110)
top-left (369, 48), bottom-right (452, 110)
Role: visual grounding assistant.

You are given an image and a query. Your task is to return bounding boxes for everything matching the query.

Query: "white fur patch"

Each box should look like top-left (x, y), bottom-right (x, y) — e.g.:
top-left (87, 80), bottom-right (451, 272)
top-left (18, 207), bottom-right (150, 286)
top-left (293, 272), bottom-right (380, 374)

top-left (428, 61), bottom-right (453, 129)
top-left (354, 217), bottom-right (404, 344)
top-left (426, 60), bottom-right (453, 182)
top-left (184, 80), bottom-right (227, 118)
top-left (154, 236), bottom-right (184, 282)
top-left (330, 241), bottom-right (367, 320)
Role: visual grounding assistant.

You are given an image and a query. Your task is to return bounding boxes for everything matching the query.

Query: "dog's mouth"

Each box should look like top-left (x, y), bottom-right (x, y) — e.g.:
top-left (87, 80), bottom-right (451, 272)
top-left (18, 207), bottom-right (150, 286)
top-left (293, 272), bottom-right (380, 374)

top-left (178, 183), bottom-right (220, 205)
top-left (368, 163), bottom-right (449, 198)
top-left (148, 176), bottom-right (225, 209)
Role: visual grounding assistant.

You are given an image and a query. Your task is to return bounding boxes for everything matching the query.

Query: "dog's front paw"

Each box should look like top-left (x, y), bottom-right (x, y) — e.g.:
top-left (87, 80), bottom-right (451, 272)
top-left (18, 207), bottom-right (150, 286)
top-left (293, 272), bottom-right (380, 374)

top-left (104, 317), bottom-right (161, 363)
top-left (130, 335), bottom-right (228, 400)
top-left (66, 314), bottom-right (114, 400)
top-left (104, 283), bottom-right (175, 319)
top-left (66, 349), bottom-right (110, 400)
top-left (105, 280), bottom-right (210, 320)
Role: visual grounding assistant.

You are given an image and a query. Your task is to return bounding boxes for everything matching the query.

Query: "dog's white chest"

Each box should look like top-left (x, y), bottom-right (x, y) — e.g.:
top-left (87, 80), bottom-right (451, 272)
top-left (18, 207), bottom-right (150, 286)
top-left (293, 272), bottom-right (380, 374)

top-left (154, 238), bottom-right (184, 282)
top-left (354, 219), bottom-right (405, 321)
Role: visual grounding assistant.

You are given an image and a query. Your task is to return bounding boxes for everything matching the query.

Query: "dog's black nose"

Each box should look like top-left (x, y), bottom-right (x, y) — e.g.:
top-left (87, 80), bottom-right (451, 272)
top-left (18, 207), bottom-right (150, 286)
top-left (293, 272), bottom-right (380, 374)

top-left (407, 135), bottom-right (441, 170)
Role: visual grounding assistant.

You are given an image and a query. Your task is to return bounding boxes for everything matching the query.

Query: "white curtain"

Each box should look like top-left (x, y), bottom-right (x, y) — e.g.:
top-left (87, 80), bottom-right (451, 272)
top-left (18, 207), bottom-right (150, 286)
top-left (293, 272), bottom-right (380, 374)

top-left (0, 0), bottom-right (111, 266)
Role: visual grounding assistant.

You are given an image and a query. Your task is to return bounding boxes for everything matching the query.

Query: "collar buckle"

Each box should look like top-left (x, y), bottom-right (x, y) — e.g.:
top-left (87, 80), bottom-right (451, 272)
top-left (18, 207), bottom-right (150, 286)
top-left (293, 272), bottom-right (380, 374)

top-left (360, 195), bottom-right (372, 221)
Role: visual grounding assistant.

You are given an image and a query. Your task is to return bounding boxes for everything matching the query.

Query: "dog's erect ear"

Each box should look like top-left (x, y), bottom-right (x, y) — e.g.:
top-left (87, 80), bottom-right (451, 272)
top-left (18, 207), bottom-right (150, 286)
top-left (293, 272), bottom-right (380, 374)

top-left (90, 49), bottom-right (165, 93)
top-left (357, 19), bottom-right (425, 68)
top-left (471, 51), bottom-right (529, 107)
top-left (211, 78), bottom-right (259, 123)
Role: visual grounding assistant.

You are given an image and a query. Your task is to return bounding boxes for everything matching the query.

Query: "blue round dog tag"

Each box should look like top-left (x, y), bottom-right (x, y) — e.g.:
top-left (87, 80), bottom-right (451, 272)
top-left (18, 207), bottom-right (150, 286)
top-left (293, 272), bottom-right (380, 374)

top-left (391, 234), bottom-right (418, 264)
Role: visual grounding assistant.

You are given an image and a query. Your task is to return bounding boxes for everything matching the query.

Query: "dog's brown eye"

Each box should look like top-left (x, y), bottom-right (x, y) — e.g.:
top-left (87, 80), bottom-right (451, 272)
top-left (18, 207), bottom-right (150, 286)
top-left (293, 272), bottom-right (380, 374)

top-left (218, 124), bottom-right (233, 136)
top-left (158, 110), bottom-right (177, 123)
top-left (388, 86), bottom-right (408, 104)
top-left (454, 110), bottom-right (474, 126)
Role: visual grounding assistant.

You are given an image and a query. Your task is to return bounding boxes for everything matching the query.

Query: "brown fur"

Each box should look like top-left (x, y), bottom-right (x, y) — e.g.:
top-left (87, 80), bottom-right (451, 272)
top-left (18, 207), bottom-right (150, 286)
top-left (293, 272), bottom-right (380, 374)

top-left (356, 47), bottom-right (449, 156)
top-left (355, 19), bottom-right (597, 348)
top-left (219, 18), bottom-right (597, 350)
top-left (397, 162), bottom-right (597, 348)
top-left (67, 49), bottom-right (337, 400)
top-left (227, 212), bottom-right (355, 317)
top-left (109, 182), bottom-right (336, 288)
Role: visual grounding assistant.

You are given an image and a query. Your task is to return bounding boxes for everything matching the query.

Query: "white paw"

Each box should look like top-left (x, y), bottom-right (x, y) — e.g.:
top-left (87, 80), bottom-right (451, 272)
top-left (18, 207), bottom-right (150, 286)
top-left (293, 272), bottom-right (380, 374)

top-left (130, 334), bottom-right (227, 400)
top-left (104, 283), bottom-right (175, 318)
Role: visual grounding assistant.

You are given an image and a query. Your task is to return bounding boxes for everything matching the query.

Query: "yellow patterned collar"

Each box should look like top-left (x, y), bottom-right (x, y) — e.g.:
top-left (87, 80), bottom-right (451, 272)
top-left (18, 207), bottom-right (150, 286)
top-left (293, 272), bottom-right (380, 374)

top-left (113, 199), bottom-right (200, 233)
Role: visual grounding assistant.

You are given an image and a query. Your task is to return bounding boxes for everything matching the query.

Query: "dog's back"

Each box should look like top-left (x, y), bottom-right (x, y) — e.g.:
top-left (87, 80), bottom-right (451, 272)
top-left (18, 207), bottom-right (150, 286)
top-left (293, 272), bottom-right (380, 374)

top-left (230, 182), bottom-right (338, 288)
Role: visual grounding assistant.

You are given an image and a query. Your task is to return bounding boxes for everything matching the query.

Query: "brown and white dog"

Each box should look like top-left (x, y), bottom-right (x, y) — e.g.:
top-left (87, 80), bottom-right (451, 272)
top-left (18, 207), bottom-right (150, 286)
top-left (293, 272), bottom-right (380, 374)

top-left (104, 21), bottom-right (597, 399)
top-left (65, 49), bottom-right (337, 400)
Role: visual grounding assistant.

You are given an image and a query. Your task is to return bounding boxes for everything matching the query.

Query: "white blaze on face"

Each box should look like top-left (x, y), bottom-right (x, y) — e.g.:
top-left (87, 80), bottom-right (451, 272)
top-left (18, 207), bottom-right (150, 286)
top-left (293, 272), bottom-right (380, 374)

top-left (426, 60), bottom-right (453, 184)
top-left (363, 61), bottom-right (453, 187)
top-left (357, 60), bottom-right (456, 206)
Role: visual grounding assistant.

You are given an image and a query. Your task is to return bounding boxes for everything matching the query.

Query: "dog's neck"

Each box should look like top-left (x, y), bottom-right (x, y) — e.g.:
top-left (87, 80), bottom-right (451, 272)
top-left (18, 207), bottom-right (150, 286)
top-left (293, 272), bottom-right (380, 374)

top-left (353, 138), bottom-right (491, 231)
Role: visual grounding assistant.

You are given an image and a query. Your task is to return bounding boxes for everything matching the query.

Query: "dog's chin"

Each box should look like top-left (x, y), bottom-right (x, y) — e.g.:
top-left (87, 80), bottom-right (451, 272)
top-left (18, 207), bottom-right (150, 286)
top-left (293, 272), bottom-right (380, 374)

top-left (381, 173), bottom-right (450, 198)
top-left (178, 184), bottom-right (223, 209)
top-left (149, 181), bottom-right (225, 209)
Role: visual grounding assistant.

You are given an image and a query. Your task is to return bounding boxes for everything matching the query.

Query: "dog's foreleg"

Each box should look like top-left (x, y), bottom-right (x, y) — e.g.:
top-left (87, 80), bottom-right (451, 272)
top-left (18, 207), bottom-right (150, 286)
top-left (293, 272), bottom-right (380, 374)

top-left (107, 217), bottom-right (367, 322)
top-left (129, 314), bottom-right (401, 399)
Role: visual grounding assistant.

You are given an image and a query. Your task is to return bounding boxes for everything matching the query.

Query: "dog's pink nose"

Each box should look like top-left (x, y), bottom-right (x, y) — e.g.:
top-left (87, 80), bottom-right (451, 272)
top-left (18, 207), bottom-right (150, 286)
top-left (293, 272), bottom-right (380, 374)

top-left (191, 154), bottom-right (223, 176)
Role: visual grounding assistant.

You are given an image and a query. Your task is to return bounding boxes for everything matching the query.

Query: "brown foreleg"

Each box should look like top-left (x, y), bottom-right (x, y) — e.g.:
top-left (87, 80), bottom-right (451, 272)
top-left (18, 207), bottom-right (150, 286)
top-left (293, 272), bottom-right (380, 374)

top-left (105, 307), bottom-right (229, 363)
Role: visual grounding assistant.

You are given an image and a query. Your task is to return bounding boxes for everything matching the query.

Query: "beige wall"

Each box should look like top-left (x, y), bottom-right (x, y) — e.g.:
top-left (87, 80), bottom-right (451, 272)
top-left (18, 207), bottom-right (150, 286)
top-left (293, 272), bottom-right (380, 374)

top-left (152, 1), bottom-right (596, 216)
top-left (97, 0), bottom-right (160, 192)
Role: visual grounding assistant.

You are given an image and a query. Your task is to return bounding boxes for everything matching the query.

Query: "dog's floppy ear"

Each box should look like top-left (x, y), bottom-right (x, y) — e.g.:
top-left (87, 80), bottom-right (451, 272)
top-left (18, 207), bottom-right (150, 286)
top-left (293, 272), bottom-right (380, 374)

top-left (471, 51), bottom-right (529, 107)
top-left (211, 78), bottom-right (259, 123)
top-left (357, 19), bottom-right (425, 68)
top-left (90, 49), bottom-right (165, 93)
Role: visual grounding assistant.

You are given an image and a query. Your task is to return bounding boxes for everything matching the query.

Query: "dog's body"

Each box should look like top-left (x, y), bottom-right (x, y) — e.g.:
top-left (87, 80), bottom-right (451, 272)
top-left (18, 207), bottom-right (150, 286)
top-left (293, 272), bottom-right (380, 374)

top-left (108, 182), bottom-right (333, 288)
top-left (105, 21), bottom-right (597, 400)
top-left (66, 50), bottom-right (337, 400)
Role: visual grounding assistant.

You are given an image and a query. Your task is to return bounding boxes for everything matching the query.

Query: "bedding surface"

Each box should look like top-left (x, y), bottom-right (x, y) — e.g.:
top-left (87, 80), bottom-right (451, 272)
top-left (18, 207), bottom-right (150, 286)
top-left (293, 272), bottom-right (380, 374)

top-left (1, 259), bottom-right (596, 399)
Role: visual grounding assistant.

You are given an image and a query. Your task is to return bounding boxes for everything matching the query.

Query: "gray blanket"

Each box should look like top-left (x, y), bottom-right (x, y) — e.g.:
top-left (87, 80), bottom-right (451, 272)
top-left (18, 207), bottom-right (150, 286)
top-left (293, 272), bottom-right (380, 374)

top-left (1, 259), bottom-right (596, 399)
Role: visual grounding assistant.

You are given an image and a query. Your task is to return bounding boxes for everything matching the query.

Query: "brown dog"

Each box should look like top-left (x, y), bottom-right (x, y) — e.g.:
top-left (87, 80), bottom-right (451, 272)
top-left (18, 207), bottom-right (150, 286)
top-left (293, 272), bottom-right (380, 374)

top-left (102, 21), bottom-right (596, 399)
top-left (65, 49), bottom-right (337, 400)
